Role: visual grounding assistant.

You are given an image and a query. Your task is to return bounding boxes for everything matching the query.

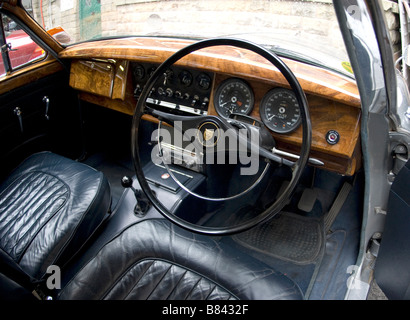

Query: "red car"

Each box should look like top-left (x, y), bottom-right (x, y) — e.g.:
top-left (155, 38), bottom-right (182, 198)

top-left (0, 29), bottom-right (44, 75)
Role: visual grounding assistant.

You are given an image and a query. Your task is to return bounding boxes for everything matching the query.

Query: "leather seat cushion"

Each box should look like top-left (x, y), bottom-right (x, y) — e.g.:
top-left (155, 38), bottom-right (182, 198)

top-left (0, 152), bottom-right (110, 279)
top-left (58, 219), bottom-right (303, 300)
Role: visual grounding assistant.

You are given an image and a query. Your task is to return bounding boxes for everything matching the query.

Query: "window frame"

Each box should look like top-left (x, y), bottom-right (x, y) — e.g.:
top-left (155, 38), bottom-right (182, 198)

top-left (0, 12), bottom-right (12, 75)
top-left (0, 11), bottom-right (48, 77)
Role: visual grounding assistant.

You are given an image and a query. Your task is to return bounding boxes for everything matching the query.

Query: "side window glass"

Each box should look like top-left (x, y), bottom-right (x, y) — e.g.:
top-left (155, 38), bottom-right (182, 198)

top-left (0, 14), bottom-right (7, 77)
top-left (1, 14), bottom-right (46, 76)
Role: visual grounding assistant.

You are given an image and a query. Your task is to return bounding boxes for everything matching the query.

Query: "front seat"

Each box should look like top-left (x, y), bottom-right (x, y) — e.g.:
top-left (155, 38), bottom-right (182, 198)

top-left (0, 151), bottom-right (111, 297)
top-left (58, 219), bottom-right (303, 300)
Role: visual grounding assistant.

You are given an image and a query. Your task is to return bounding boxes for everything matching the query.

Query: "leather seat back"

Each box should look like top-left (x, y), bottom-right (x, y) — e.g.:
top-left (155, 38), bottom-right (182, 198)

top-left (58, 219), bottom-right (303, 300)
top-left (0, 152), bottom-right (111, 280)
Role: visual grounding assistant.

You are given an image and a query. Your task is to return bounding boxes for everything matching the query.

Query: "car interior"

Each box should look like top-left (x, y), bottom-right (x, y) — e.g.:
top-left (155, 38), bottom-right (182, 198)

top-left (1, 0), bottom-right (408, 302)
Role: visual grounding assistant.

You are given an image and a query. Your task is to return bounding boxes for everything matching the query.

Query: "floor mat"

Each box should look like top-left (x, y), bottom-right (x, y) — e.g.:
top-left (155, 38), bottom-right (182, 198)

top-left (83, 152), bottom-right (135, 209)
top-left (233, 212), bottom-right (324, 265)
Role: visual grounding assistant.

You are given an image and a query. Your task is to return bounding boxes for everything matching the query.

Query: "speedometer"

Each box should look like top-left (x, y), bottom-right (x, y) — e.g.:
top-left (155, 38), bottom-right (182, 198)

top-left (260, 88), bottom-right (302, 134)
top-left (214, 78), bottom-right (254, 118)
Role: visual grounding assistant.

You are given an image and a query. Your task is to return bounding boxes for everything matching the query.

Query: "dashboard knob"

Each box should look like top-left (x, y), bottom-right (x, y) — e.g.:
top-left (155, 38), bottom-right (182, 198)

top-left (166, 88), bottom-right (173, 97)
top-left (191, 95), bottom-right (199, 107)
top-left (157, 87), bottom-right (165, 96)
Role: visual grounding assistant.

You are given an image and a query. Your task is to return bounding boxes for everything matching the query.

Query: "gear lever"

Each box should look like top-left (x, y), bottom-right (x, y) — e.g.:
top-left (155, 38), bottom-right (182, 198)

top-left (121, 176), bottom-right (151, 217)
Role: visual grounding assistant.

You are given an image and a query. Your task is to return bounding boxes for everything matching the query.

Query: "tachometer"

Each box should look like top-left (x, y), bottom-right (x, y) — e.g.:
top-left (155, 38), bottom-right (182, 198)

top-left (260, 88), bottom-right (302, 134)
top-left (214, 78), bottom-right (254, 118)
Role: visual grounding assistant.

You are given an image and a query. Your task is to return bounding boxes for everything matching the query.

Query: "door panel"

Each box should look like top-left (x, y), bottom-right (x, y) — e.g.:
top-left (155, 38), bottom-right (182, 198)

top-left (0, 67), bottom-right (83, 180)
top-left (0, 11), bottom-right (82, 179)
top-left (374, 159), bottom-right (410, 300)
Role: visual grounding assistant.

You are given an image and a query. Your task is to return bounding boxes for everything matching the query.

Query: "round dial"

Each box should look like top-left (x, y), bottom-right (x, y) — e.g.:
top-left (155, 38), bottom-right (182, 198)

top-left (214, 78), bottom-right (254, 118)
top-left (260, 88), bottom-right (302, 133)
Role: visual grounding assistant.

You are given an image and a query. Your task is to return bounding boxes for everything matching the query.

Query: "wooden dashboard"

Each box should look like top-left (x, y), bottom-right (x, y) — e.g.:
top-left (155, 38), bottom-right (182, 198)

top-left (59, 37), bottom-right (362, 176)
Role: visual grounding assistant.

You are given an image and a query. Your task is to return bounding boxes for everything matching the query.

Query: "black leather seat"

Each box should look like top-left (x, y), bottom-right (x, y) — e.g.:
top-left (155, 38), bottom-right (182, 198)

top-left (0, 152), bottom-right (111, 286)
top-left (58, 219), bottom-right (303, 300)
top-left (0, 152), bottom-right (302, 300)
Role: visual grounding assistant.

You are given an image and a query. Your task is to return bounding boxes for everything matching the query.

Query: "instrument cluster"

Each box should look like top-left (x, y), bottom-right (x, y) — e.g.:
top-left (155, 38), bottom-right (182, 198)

top-left (132, 62), bottom-right (302, 135)
top-left (213, 78), bottom-right (302, 134)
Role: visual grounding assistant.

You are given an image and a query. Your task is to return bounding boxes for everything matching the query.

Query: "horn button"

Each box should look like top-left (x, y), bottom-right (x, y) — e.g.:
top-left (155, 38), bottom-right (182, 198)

top-left (197, 121), bottom-right (220, 147)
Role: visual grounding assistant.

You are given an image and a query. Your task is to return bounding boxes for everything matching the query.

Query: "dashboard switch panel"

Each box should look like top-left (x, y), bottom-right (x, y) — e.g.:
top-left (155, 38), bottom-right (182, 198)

top-left (131, 62), bottom-right (213, 116)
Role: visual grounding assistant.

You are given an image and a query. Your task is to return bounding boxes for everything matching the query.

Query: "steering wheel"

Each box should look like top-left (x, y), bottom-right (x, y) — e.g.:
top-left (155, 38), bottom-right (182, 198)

top-left (131, 38), bottom-right (312, 235)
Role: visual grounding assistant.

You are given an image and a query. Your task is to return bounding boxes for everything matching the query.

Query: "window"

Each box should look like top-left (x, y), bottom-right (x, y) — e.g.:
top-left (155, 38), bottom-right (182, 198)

top-left (0, 13), bottom-right (46, 77)
top-left (22, 0), bottom-right (351, 76)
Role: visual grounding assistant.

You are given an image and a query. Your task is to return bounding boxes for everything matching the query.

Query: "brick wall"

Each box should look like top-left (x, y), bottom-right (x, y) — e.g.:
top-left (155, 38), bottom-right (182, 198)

top-left (382, 1), bottom-right (401, 56)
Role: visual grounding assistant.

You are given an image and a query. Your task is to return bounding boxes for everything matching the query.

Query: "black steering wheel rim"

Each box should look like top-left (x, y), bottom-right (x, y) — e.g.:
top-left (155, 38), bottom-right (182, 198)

top-left (131, 38), bottom-right (312, 235)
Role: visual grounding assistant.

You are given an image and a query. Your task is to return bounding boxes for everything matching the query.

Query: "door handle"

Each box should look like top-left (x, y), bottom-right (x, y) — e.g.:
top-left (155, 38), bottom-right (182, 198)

top-left (43, 96), bottom-right (50, 120)
top-left (13, 107), bottom-right (23, 134)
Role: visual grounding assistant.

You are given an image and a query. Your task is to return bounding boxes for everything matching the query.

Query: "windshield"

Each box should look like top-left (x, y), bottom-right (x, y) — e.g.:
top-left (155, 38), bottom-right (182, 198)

top-left (23, 0), bottom-right (352, 76)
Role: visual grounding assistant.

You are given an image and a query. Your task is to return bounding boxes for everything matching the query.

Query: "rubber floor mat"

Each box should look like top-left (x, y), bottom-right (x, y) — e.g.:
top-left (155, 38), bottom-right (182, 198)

top-left (233, 212), bottom-right (324, 265)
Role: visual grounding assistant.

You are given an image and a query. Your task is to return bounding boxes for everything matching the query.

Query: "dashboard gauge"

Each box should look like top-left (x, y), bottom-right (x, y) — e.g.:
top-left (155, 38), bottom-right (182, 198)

top-left (133, 63), bottom-right (145, 80)
top-left (260, 88), bottom-right (302, 134)
top-left (214, 78), bottom-right (254, 118)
